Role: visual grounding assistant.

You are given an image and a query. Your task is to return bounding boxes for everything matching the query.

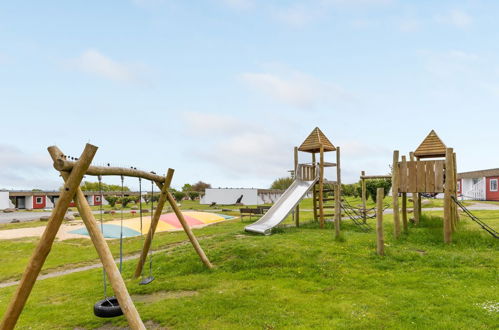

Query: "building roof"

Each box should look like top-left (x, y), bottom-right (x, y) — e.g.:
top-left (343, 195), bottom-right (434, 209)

top-left (298, 127), bottom-right (336, 153)
top-left (414, 130), bottom-right (447, 159)
top-left (458, 168), bottom-right (499, 179)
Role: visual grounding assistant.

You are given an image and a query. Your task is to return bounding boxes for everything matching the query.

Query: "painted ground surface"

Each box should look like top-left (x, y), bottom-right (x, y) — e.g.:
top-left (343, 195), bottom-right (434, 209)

top-left (0, 212), bottom-right (234, 241)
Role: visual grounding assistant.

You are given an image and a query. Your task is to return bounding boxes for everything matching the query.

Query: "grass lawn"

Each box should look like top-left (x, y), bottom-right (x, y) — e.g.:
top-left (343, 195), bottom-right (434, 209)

top-left (0, 203), bottom-right (497, 329)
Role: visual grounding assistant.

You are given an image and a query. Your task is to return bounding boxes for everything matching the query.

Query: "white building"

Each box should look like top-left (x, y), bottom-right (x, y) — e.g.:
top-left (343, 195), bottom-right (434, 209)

top-left (200, 188), bottom-right (285, 206)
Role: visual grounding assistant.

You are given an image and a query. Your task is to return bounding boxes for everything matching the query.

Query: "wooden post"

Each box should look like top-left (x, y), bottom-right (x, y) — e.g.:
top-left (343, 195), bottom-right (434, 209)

top-left (134, 170), bottom-right (173, 278)
top-left (319, 145), bottom-right (325, 228)
top-left (361, 171), bottom-right (367, 223)
top-left (166, 191), bottom-right (213, 268)
top-left (453, 152), bottom-right (459, 223)
top-left (444, 148), bottom-right (454, 244)
top-left (312, 153), bottom-right (318, 221)
top-left (410, 152), bottom-right (420, 224)
top-left (294, 146), bottom-right (299, 227)
top-left (392, 150), bottom-right (401, 239)
top-left (401, 156), bottom-right (408, 233)
top-left (0, 144), bottom-right (99, 330)
top-left (336, 146), bottom-right (341, 225)
top-left (376, 188), bottom-right (385, 256)
top-left (334, 183), bottom-right (341, 238)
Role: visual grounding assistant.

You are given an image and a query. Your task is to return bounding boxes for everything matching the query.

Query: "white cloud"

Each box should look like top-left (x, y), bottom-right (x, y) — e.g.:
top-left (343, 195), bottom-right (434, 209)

top-left (0, 145), bottom-right (57, 190)
top-left (183, 112), bottom-right (291, 181)
top-left (183, 112), bottom-right (245, 135)
top-left (399, 18), bottom-right (421, 32)
top-left (274, 4), bottom-right (321, 26)
top-left (419, 50), bottom-right (479, 77)
top-left (220, 0), bottom-right (254, 10)
top-left (435, 9), bottom-right (472, 28)
top-left (240, 70), bottom-right (352, 109)
top-left (67, 49), bottom-right (144, 83)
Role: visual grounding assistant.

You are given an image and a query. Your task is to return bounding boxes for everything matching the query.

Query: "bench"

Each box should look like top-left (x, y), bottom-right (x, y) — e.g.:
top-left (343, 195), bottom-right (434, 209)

top-left (239, 208), bottom-right (262, 221)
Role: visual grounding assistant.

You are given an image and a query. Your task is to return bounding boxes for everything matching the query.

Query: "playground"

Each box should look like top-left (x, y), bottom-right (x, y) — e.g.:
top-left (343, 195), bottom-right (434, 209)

top-left (0, 128), bottom-right (497, 329)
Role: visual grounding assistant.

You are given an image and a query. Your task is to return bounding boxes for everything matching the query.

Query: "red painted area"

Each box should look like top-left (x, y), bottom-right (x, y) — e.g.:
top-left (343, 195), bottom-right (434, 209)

top-left (457, 179), bottom-right (462, 194)
top-left (159, 213), bottom-right (204, 228)
top-left (33, 195), bottom-right (46, 209)
top-left (94, 195), bottom-right (102, 205)
top-left (486, 177), bottom-right (499, 201)
top-left (69, 201), bottom-right (76, 207)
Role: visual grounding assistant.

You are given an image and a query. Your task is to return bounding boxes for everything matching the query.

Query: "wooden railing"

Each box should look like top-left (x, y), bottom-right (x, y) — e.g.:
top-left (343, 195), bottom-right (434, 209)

top-left (296, 164), bottom-right (317, 181)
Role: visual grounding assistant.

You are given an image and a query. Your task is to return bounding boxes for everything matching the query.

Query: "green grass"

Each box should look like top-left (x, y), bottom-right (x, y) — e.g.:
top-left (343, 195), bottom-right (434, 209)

top-left (0, 208), bottom-right (497, 329)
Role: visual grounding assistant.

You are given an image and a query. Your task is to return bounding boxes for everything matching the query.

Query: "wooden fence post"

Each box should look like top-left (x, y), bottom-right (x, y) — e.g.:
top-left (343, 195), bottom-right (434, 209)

top-left (294, 146), bottom-right (299, 227)
top-left (334, 184), bottom-right (341, 238)
top-left (444, 148), bottom-right (453, 243)
top-left (392, 150), bottom-right (401, 239)
top-left (410, 152), bottom-right (420, 224)
top-left (319, 145), bottom-right (325, 228)
top-left (361, 171), bottom-right (367, 223)
top-left (376, 188), bottom-right (385, 256)
top-left (401, 156), bottom-right (408, 233)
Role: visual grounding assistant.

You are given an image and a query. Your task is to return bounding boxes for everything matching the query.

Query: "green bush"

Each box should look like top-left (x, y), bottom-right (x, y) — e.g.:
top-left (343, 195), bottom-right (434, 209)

top-left (172, 191), bottom-right (186, 202)
top-left (104, 195), bottom-right (119, 207)
top-left (271, 177), bottom-right (294, 190)
top-left (188, 191), bottom-right (200, 201)
top-left (365, 179), bottom-right (392, 202)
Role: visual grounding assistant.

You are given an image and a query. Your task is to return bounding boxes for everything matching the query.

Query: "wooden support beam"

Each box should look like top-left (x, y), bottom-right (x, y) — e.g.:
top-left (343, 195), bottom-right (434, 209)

top-left (361, 171), bottom-right (367, 223)
top-left (0, 144), bottom-right (99, 330)
top-left (410, 152), bottom-right (420, 224)
top-left (312, 153), bottom-right (318, 221)
top-left (443, 148), bottom-right (454, 244)
top-left (453, 152), bottom-right (459, 224)
top-left (376, 188), bottom-right (385, 256)
top-left (334, 183), bottom-right (341, 238)
top-left (54, 159), bottom-right (166, 183)
top-left (401, 156), bottom-right (408, 233)
top-left (294, 146), bottom-right (299, 227)
top-left (360, 175), bottom-right (392, 180)
top-left (51, 146), bottom-right (145, 329)
top-left (134, 170), bottom-right (174, 278)
top-left (319, 145), bottom-right (325, 228)
top-left (166, 191), bottom-right (213, 268)
top-left (392, 150), bottom-right (401, 239)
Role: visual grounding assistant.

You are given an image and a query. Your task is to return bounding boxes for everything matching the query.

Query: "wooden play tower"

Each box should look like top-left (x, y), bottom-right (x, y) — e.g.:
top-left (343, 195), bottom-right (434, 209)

top-left (293, 127), bottom-right (342, 235)
top-left (391, 130), bottom-right (458, 243)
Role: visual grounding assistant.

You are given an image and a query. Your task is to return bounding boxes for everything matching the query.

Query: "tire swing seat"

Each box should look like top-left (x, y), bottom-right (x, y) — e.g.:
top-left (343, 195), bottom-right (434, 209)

top-left (94, 297), bottom-right (123, 318)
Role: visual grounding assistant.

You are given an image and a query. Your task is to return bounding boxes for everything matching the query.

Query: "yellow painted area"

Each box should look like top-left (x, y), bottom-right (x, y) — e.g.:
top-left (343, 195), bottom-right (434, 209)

top-left (107, 217), bottom-right (176, 233)
top-left (183, 211), bottom-right (225, 224)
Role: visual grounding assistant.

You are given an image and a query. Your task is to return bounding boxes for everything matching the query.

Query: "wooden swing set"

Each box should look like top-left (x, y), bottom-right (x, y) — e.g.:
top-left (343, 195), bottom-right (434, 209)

top-left (0, 144), bottom-right (213, 330)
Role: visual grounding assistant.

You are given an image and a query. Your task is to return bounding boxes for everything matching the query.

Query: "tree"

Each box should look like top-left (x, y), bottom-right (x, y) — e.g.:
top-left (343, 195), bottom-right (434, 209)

top-left (365, 179), bottom-right (392, 203)
top-left (270, 177), bottom-right (294, 190)
top-left (191, 181), bottom-right (211, 193)
top-left (80, 181), bottom-right (130, 192)
top-left (341, 183), bottom-right (360, 197)
top-left (181, 183), bottom-right (192, 192)
top-left (105, 195), bottom-right (119, 207)
top-left (188, 191), bottom-right (199, 201)
top-left (172, 191), bottom-right (186, 203)
top-left (119, 196), bottom-right (135, 208)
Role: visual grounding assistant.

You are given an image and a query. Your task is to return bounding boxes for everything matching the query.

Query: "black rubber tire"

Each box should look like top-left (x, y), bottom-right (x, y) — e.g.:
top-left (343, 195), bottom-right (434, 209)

top-left (93, 297), bottom-right (123, 318)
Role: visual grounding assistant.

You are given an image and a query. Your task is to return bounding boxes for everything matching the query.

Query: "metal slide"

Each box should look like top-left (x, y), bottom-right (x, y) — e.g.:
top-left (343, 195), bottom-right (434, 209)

top-left (245, 168), bottom-right (319, 235)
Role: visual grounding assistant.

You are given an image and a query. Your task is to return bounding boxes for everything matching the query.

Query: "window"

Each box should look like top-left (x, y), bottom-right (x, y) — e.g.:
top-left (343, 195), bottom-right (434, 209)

top-left (490, 179), bottom-right (498, 192)
top-left (95, 195), bottom-right (101, 202)
top-left (35, 197), bottom-right (43, 204)
top-left (457, 181), bottom-right (461, 192)
top-left (472, 178), bottom-right (480, 185)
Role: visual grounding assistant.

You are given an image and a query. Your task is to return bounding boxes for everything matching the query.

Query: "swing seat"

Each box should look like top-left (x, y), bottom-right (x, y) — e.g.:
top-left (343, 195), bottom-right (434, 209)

top-left (139, 276), bottom-right (155, 285)
top-left (94, 297), bottom-right (123, 318)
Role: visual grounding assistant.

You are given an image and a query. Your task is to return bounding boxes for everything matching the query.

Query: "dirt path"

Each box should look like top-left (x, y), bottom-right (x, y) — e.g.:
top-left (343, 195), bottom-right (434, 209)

top-left (0, 234), bottom-right (222, 289)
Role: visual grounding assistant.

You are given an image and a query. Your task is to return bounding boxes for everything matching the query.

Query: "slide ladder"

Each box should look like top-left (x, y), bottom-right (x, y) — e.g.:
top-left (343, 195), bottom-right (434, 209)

top-left (451, 196), bottom-right (498, 239)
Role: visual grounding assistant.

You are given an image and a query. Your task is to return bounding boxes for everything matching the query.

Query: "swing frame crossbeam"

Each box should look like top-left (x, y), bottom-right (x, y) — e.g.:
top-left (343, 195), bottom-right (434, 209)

top-left (0, 144), bottom-right (213, 330)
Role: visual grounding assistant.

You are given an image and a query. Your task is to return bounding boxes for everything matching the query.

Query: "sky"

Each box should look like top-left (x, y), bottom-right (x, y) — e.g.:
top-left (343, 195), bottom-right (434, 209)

top-left (1, 0), bottom-right (499, 191)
